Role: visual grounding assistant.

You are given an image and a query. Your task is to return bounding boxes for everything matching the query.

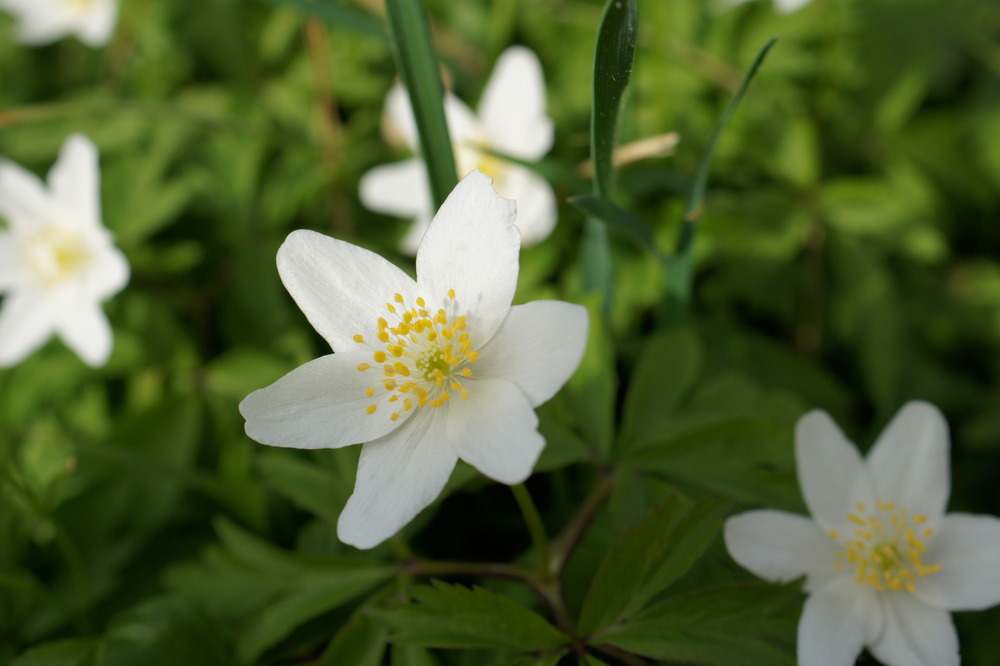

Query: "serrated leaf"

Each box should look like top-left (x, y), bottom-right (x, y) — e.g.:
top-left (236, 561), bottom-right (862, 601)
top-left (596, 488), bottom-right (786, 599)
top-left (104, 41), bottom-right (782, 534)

top-left (562, 294), bottom-right (616, 458)
top-left (618, 325), bottom-right (702, 454)
top-left (384, 0), bottom-right (456, 208)
top-left (577, 496), bottom-right (728, 637)
top-left (256, 450), bottom-right (346, 524)
top-left (599, 584), bottom-right (798, 666)
top-left (370, 581), bottom-right (567, 652)
top-left (10, 639), bottom-right (99, 666)
top-left (317, 612), bottom-right (387, 666)
top-left (236, 567), bottom-right (395, 663)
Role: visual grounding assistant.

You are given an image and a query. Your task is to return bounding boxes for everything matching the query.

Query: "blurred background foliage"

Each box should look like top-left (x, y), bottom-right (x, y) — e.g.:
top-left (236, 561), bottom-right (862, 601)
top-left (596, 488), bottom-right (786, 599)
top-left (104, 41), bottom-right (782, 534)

top-left (1, 0), bottom-right (1000, 663)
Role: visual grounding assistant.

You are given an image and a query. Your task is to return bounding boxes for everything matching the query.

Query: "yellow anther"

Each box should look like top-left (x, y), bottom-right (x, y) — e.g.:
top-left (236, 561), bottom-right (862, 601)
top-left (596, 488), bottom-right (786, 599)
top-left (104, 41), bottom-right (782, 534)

top-left (393, 362), bottom-right (410, 377)
top-left (365, 387), bottom-right (376, 397)
top-left (366, 404), bottom-right (377, 415)
top-left (378, 331), bottom-right (390, 343)
top-left (391, 413), bottom-right (400, 421)
top-left (373, 351), bottom-right (387, 363)
top-left (394, 293), bottom-right (404, 303)
top-left (353, 334), bottom-right (365, 343)
top-left (416, 296), bottom-right (426, 307)
top-left (356, 363), bottom-right (371, 371)
top-left (447, 289), bottom-right (455, 299)
top-left (389, 345), bottom-right (404, 358)
top-left (848, 514), bottom-right (866, 526)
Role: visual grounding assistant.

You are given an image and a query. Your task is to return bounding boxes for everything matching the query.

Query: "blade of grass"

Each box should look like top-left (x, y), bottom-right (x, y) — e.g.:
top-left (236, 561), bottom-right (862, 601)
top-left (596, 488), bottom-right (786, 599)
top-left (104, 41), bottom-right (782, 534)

top-left (663, 37), bottom-right (777, 324)
top-left (582, 0), bottom-right (638, 305)
top-left (384, 0), bottom-right (457, 209)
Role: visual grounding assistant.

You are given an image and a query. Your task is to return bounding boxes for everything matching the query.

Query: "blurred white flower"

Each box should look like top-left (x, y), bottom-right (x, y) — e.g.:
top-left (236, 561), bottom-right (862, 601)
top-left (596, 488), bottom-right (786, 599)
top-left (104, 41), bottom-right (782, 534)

top-left (724, 401), bottom-right (1000, 666)
top-left (0, 0), bottom-right (118, 46)
top-left (241, 171), bottom-right (587, 549)
top-left (0, 135), bottom-right (129, 367)
top-left (360, 45), bottom-right (557, 255)
top-left (724, 0), bottom-right (812, 14)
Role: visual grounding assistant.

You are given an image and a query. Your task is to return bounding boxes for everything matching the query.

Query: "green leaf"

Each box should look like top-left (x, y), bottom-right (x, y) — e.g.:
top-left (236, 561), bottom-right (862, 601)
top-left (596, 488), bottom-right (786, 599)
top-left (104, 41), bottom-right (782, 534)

top-left (384, 0), bottom-right (457, 209)
top-left (498, 653), bottom-right (567, 666)
top-left (591, 0), bottom-right (638, 197)
top-left (317, 612), bottom-right (387, 666)
top-left (600, 584), bottom-right (798, 665)
top-left (390, 645), bottom-right (438, 666)
top-left (10, 639), bottom-right (99, 666)
top-left (665, 37), bottom-right (777, 323)
top-left (256, 450), bottom-right (346, 524)
top-left (562, 294), bottom-right (616, 458)
top-left (617, 325), bottom-right (703, 454)
top-left (260, 0), bottom-right (388, 40)
top-left (569, 195), bottom-right (668, 266)
top-left (577, 496), bottom-right (728, 637)
top-left (582, 0), bottom-right (638, 304)
top-left (370, 581), bottom-right (567, 652)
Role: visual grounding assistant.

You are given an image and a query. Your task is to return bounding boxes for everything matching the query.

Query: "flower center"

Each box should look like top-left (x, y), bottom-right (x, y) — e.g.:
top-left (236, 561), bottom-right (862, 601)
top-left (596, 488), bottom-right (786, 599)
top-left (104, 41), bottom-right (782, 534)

top-left (457, 136), bottom-right (508, 191)
top-left (354, 289), bottom-right (479, 422)
top-left (22, 224), bottom-right (91, 288)
top-left (830, 501), bottom-right (942, 594)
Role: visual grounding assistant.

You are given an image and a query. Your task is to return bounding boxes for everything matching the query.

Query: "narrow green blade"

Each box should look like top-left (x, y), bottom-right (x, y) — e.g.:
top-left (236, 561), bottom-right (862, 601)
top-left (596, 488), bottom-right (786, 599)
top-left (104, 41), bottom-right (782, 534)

top-left (582, 0), bottom-right (638, 302)
top-left (384, 0), bottom-right (457, 209)
top-left (664, 37), bottom-right (778, 323)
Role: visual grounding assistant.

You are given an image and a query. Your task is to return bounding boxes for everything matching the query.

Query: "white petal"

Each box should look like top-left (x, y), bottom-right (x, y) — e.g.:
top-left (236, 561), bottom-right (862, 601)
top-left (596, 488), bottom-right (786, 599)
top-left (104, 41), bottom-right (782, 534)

top-left (475, 301), bottom-right (587, 407)
top-left (916, 513), bottom-right (1000, 611)
top-left (797, 578), bottom-right (883, 666)
top-left (277, 229), bottom-right (417, 351)
top-left (448, 378), bottom-right (544, 484)
top-left (0, 233), bottom-right (20, 289)
top-left (384, 83), bottom-right (419, 150)
top-left (723, 510), bottom-right (838, 585)
top-left (337, 411), bottom-right (457, 549)
top-left (497, 166), bottom-right (557, 246)
top-left (0, 292), bottom-right (57, 367)
top-left (0, 159), bottom-right (57, 231)
top-left (868, 593), bottom-right (959, 666)
top-left (479, 46), bottom-right (554, 160)
top-left (415, 171), bottom-right (519, 344)
top-left (795, 409), bottom-right (875, 536)
top-left (239, 352), bottom-right (408, 450)
top-left (88, 244), bottom-right (129, 300)
top-left (8, 7), bottom-right (74, 45)
top-left (53, 298), bottom-right (112, 366)
top-left (359, 158), bottom-right (431, 220)
top-left (867, 401), bottom-right (950, 523)
top-left (399, 213), bottom-right (433, 256)
top-left (774, 0), bottom-right (813, 12)
top-left (443, 93), bottom-right (480, 147)
top-left (75, 0), bottom-right (117, 46)
top-left (48, 134), bottom-right (101, 229)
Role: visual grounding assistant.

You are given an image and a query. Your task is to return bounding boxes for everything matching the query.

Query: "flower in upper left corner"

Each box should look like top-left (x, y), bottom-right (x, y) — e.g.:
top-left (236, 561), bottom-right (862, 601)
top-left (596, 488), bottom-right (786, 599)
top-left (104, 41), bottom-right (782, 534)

top-left (0, 0), bottom-right (119, 47)
top-left (0, 134), bottom-right (129, 367)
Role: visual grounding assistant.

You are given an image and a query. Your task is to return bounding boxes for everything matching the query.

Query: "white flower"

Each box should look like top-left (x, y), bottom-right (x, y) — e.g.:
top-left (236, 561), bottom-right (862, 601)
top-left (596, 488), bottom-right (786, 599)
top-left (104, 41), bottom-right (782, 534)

top-left (724, 401), bottom-right (1000, 666)
top-left (0, 134), bottom-right (129, 367)
top-left (0, 0), bottom-right (118, 47)
top-left (240, 171), bottom-right (588, 549)
top-left (723, 0), bottom-right (812, 14)
top-left (360, 45), bottom-right (557, 255)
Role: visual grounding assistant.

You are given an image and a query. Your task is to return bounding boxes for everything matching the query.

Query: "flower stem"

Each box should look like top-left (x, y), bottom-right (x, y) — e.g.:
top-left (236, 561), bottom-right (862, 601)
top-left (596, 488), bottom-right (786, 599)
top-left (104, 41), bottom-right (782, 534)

top-left (550, 467), bottom-right (616, 573)
top-left (511, 483), bottom-right (550, 579)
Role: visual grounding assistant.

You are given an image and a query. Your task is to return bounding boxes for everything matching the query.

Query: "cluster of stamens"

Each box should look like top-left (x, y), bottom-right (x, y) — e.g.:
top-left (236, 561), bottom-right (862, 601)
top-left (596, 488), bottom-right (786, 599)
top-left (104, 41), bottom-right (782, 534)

top-left (830, 500), bottom-right (942, 594)
top-left (353, 289), bottom-right (478, 422)
top-left (23, 224), bottom-right (91, 287)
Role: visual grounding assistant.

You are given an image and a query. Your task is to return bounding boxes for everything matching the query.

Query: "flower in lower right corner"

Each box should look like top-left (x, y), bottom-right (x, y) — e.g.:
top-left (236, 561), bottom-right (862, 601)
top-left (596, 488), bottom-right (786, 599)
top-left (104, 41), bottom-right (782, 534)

top-left (724, 401), bottom-right (1000, 666)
